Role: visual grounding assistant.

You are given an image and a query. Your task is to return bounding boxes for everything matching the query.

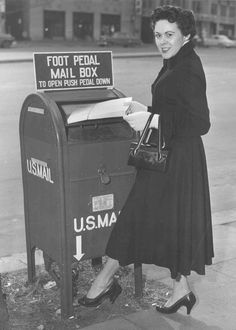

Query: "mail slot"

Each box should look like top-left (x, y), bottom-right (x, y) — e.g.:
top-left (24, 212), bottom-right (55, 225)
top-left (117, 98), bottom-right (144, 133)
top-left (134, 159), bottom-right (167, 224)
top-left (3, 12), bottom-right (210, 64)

top-left (19, 88), bottom-right (136, 318)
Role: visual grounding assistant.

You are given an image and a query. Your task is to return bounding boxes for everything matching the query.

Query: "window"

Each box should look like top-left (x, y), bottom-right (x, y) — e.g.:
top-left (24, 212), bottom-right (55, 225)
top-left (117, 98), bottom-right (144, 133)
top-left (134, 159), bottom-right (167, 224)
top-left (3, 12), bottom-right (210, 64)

top-left (143, 0), bottom-right (147, 9)
top-left (220, 5), bottom-right (226, 17)
top-left (73, 12), bottom-right (94, 40)
top-left (159, 0), bottom-right (183, 6)
top-left (229, 6), bottom-right (235, 18)
top-left (101, 14), bottom-right (120, 36)
top-left (160, 0), bottom-right (171, 5)
top-left (44, 10), bottom-right (65, 39)
top-left (171, 0), bottom-right (181, 6)
top-left (211, 3), bottom-right (217, 15)
top-left (192, 1), bottom-right (201, 13)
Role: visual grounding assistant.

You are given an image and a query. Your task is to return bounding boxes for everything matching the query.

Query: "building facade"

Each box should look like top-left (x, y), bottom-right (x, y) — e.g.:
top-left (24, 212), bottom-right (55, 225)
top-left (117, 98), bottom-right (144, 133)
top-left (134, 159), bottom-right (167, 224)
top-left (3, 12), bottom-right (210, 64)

top-left (6, 0), bottom-right (142, 40)
top-left (142, 0), bottom-right (236, 40)
top-left (5, 0), bottom-right (236, 41)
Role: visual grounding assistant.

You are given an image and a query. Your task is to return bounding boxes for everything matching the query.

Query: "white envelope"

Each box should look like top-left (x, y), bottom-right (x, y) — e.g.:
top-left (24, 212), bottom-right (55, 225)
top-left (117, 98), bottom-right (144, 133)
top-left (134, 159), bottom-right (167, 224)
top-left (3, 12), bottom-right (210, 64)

top-left (65, 97), bottom-right (132, 124)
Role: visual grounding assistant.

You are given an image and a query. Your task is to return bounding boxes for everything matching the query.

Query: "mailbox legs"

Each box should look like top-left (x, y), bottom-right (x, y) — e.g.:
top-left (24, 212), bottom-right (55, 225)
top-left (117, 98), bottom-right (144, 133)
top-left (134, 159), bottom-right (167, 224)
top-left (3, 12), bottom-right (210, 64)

top-left (0, 275), bottom-right (9, 325)
top-left (60, 263), bottom-right (74, 319)
top-left (43, 252), bottom-right (74, 319)
top-left (27, 246), bottom-right (36, 283)
top-left (134, 263), bottom-right (143, 298)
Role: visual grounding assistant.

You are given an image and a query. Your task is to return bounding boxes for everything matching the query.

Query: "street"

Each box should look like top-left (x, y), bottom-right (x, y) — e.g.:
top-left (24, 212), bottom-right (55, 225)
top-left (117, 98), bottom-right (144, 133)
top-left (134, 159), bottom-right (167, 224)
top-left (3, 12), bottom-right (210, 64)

top-left (0, 47), bottom-right (236, 258)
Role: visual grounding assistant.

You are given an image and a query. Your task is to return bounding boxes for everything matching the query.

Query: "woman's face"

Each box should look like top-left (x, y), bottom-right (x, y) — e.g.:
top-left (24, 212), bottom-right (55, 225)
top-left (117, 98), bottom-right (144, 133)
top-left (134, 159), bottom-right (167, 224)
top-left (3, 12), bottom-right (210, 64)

top-left (154, 19), bottom-right (187, 59)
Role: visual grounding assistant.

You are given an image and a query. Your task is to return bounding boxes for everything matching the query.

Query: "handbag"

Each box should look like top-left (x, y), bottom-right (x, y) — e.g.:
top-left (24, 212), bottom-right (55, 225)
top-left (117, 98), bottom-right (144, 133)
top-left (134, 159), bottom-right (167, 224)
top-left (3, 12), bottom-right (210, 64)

top-left (127, 113), bottom-right (169, 172)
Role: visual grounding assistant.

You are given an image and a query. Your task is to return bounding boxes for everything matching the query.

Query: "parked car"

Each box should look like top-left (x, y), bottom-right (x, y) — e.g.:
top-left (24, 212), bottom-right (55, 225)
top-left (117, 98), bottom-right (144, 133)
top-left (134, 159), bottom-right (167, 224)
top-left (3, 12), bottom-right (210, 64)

top-left (192, 34), bottom-right (204, 47)
top-left (203, 34), bottom-right (236, 48)
top-left (0, 32), bottom-right (15, 48)
top-left (98, 32), bottom-right (142, 47)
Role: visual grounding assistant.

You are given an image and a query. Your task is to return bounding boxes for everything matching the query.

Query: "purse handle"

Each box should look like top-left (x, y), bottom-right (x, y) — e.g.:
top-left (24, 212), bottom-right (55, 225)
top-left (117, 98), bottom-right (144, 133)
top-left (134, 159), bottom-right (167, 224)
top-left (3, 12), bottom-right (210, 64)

top-left (133, 113), bottom-right (162, 157)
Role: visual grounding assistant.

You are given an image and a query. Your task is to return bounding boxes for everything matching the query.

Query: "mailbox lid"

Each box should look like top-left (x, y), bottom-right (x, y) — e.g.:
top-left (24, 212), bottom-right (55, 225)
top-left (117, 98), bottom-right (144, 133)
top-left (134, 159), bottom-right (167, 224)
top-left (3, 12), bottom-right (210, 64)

top-left (53, 88), bottom-right (130, 125)
top-left (47, 87), bottom-right (124, 104)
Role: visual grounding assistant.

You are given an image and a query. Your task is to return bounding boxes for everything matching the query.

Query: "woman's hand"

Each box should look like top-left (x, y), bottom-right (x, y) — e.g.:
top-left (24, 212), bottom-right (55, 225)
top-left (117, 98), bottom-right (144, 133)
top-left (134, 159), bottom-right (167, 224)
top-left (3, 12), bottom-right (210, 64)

top-left (123, 112), bottom-right (150, 131)
top-left (125, 101), bottom-right (148, 115)
top-left (123, 112), bottom-right (159, 131)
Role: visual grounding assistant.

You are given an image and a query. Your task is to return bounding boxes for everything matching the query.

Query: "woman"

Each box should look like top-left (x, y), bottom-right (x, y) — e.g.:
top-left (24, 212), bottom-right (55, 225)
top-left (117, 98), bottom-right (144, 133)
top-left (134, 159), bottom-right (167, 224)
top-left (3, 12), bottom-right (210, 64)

top-left (78, 5), bottom-right (214, 315)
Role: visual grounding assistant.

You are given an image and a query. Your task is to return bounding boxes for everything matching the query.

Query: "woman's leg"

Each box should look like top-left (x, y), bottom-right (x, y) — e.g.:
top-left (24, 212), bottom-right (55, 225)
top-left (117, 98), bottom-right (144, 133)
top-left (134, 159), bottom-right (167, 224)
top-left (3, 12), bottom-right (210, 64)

top-left (86, 257), bottom-right (120, 299)
top-left (164, 274), bottom-right (191, 307)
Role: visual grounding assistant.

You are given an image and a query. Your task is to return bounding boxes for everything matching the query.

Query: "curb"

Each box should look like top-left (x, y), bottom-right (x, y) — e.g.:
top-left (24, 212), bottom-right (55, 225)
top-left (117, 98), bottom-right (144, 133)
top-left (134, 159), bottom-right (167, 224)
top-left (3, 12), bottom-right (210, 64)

top-left (0, 52), bottom-right (160, 64)
top-left (0, 250), bottom-right (44, 274)
top-left (0, 58), bottom-right (33, 64)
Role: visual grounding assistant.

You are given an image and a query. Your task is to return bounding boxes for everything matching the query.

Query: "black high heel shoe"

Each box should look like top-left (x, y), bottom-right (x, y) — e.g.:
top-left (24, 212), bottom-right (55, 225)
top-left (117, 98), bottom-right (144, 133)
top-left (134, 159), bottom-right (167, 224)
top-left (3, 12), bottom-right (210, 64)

top-left (156, 291), bottom-right (196, 315)
top-left (77, 279), bottom-right (122, 307)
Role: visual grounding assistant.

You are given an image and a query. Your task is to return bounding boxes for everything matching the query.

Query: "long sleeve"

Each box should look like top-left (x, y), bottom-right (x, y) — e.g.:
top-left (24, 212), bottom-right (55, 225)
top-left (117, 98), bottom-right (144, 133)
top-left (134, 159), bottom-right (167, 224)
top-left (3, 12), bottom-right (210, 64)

top-left (176, 60), bottom-right (210, 136)
top-left (151, 51), bottom-right (210, 145)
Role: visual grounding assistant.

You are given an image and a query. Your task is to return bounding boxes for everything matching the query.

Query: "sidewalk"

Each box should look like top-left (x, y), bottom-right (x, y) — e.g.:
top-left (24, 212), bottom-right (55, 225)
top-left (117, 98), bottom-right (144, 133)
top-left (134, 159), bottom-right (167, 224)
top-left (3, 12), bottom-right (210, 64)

top-left (1, 216), bottom-right (236, 329)
top-left (82, 220), bottom-right (236, 330)
top-left (1, 41), bottom-right (236, 329)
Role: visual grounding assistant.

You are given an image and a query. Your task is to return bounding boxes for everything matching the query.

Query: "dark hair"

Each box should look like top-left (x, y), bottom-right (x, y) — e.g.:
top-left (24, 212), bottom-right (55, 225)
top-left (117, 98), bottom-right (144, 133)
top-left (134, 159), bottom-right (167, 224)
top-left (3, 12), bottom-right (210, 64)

top-left (151, 5), bottom-right (196, 39)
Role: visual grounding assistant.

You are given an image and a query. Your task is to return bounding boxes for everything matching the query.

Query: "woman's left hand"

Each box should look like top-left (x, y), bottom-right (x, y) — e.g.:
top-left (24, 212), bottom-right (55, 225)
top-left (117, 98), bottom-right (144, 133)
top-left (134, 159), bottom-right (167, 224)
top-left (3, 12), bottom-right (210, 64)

top-left (123, 112), bottom-right (151, 131)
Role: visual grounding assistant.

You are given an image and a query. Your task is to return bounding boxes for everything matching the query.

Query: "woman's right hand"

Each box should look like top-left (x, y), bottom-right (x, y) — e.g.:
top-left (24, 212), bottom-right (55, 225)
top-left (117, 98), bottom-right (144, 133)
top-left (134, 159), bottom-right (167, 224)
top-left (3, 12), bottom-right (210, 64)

top-left (123, 112), bottom-right (159, 131)
top-left (123, 112), bottom-right (151, 131)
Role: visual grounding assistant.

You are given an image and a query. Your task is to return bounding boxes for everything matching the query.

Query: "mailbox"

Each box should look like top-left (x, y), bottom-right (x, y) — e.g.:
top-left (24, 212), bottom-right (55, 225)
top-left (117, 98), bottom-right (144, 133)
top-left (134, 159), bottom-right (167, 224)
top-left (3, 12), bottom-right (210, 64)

top-left (19, 88), bottom-right (136, 318)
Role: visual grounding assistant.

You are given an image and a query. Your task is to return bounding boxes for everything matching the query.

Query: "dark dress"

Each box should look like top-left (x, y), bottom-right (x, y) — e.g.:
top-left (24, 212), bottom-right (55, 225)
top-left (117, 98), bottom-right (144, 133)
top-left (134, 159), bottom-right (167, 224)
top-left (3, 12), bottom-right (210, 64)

top-left (106, 41), bottom-right (214, 279)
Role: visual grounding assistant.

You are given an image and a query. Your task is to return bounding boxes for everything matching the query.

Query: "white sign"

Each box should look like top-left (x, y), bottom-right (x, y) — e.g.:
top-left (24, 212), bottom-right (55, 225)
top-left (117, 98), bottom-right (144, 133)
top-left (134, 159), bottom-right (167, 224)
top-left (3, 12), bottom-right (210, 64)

top-left (74, 211), bottom-right (117, 233)
top-left (33, 51), bottom-right (113, 91)
top-left (73, 236), bottom-right (85, 261)
top-left (27, 157), bottom-right (54, 184)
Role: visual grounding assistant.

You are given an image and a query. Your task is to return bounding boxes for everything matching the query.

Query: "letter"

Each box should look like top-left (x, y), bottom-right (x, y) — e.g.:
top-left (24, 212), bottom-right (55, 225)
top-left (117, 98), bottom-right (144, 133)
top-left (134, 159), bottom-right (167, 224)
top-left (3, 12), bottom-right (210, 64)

top-left (50, 68), bottom-right (60, 79)
top-left (45, 168), bottom-right (51, 182)
top-left (91, 67), bottom-right (98, 77)
top-left (109, 212), bottom-right (117, 226)
top-left (97, 213), bottom-right (109, 228)
top-left (80, 67), bottom-right (86, 78)
top-left (47, 56), bottom-right (52, 66)
top-left (85, 67), bottom-right (91, 77)
top-left (48, 169), bottom-right (54, 183)
top-left (63, 55), bottom-right (69, 66)
top-left (27, 159), bottom-right (32, 173)
top-left (36, 162), bottom-right (43, 178)
top-left (69, 68), bottom-right (76, 78)
top-left (83, 55), bottom-right (89, 65)
top-left (42, 166), bottom-right (47, 180)
top-left (74, 217), bottom-right (84, 233)
top-left (86, 216), bottom-right (96, 230)
top-left (94, 55), bottom-right (100, 65)
top-left (31, 160), bottom-right (37, 175)
top-left (73, 55), bottom-right (79, 66)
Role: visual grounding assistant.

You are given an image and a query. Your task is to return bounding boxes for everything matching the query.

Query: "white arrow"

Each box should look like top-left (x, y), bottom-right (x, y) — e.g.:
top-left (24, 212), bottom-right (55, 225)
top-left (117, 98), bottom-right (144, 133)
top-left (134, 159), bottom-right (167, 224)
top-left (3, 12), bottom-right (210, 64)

top-left (73, 236), bottom-right (85, 261)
